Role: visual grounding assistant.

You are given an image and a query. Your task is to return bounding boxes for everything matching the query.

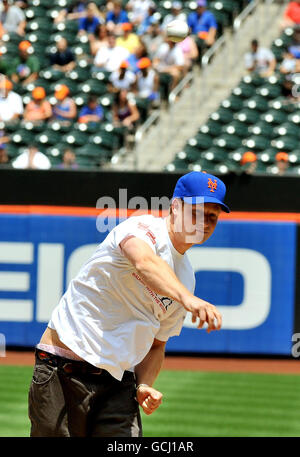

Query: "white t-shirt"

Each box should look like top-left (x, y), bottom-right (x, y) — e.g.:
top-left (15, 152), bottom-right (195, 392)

top-left (128, 0), bottom-right (153, 22)
top-left (0, 5), bottom-right (25, 32)
top-left (155, 42), bottom-right (185, 68)
top-left (109, 69), bottom-right (136, 90)
top-left (94, 45), bottom-right (130, 73)
top-left (161, 12), bottom-right (187, 30)
top-left (244, 47), bottom-right (275, 71)
top-left (49, 215), bottom-right (195, 380)
top-left (137, 68), bottom-right (156, 97)
top-left (12, 151), bottom-right (51, 169)
top-left (0, 91), bottom-right (23, 122)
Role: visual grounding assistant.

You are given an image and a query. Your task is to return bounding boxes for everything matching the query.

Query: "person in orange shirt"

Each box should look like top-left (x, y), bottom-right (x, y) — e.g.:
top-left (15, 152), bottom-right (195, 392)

top-left (52, 84), bottom-right (77, 124)
top-left (24, 87), bottom-right (52, 122)
top-left (275, 152), bottom-right (289, 175)
top-left (240, 151), bottom-right (257, 174)
top-left (281, 0), bottom-right (300, 29)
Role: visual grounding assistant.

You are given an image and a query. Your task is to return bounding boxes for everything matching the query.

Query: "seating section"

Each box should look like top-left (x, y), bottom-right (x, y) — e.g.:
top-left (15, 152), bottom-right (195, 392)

top-left (166, 27), bottom-right (300, 175)
top-left (1, 0), bottom-right (248, 169)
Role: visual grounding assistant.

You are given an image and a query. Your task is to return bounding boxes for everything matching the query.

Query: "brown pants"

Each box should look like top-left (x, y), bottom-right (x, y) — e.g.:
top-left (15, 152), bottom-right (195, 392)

top-left (28, 351), bottom-right (142, 437)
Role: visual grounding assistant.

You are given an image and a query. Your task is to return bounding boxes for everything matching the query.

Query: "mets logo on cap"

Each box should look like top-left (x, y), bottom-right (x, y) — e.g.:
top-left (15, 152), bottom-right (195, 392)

top-left (172, 171), bottom-right (230, 213)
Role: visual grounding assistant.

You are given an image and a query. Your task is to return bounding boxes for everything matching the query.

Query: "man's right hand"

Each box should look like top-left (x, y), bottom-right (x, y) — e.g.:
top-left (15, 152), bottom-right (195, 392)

top-left (182, 296), bottom-right (222, 333)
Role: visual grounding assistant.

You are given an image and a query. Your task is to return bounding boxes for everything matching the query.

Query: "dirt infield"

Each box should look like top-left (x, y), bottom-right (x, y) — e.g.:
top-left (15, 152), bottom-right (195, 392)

top-left (1, 351), bottom-right (300, 374)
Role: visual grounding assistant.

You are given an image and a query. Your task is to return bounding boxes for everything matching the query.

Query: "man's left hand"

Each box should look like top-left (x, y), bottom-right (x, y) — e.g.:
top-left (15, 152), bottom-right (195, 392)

top-left (136, 385), bottom-right (163, 415)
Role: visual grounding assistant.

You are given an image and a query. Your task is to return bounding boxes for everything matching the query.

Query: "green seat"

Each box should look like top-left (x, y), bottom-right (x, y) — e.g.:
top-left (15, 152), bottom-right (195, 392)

top-left (257, 148), bottom-right (277, 164)
top-left (26, 18), bottom-right (53, 32)
top-left (234, 109), bottom-right (260, 124)
top-left (242, 135), bottom-right (270, 152)
top-left (260, 109), bottom-right (287, 125)
top-left (75, 156), bottom-right (100, 168)
top-left (46, 143), bottom-right (69, 161)
top-left (268, 97), bottom-right (297, 114)
top-left (11, 129), bottom-right (35, 146)
top-left (289, 150), bottom-right (300, 165)
top-left (222, 121), bottom-right (249, 138)
top-left (47, 120), bottom-right (73, 134)
top-left (26, 78), bottom-right (51, 93)
top-left (62, 130), bottom-right (90, 147)
top-left (256, 84), bottom-right (281, 99)
top-left (198, 120), bottom-right (222, 137)
top-left (248, 121), bottom-right (276, 139)
top-left (5, 143), bottom-right (20, 158)
top-left (213, 160), bottom-right (238, 174)
top-left (221, 95), bottom-right (244, 112)
top-left (287, 111), bottom-right (300, 126)
top-left (77, 80), bottom-right (107, 97)
top-left (91, 69), bottom-right (112, 84)
top-left (201, 148), bottom-right (227, 162)
top-left (73, 122), bottom-right (99, 134)
top-left (273, 123), bottom-right (300, 139)
top-left (88, 132), bottom-right (118, 150)
top-left (187, 133), bottom-right (213, 150)
top-left (213, 134), bottom-right (240, 150)
top-left (3, 120), bottom-right (21, 133)
top-left (187, 159), bottom-right (216, 173)
top-left (242, 74), bottom-right (265, 88)
top-left (35, 129), bottom-right (62, 146)
top-left (209, 108), bottom-right (233, 124)
top-left (40, 68), bottom-right (64, 82)
top-left (232, 83), bottom-right (255, 99)
top-left (76, 144), bottom-right (112, 163)
top-left (50, 79), bottom-right (78, 95)
top-left (271, 136), bottom-right (298, 152)
top-left (74, 93), bottom-right (89, 107)
top-left (67, 67), bottom-right (91, 83)
top-left (22, 120), bottom-right (46, 133)
top-left (228, 147), bottom-right (249, 163)
top-left (243, 96), bottom-right (268, 113)
top-left (180, 145), bottom-right (201, 164)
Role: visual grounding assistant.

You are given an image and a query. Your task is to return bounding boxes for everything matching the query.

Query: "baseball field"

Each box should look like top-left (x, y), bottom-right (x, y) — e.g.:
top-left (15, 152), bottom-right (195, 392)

top-left (1, 353), bottom-right (300, 437)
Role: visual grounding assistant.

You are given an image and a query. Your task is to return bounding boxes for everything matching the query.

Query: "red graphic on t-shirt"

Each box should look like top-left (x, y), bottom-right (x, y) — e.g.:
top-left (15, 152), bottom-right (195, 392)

top-left (137, 222), bottom-right (156, 245)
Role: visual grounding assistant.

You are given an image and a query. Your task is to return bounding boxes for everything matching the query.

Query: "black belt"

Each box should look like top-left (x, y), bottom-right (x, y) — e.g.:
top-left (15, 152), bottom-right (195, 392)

top-left (35, 348), bottom-right (104, 376)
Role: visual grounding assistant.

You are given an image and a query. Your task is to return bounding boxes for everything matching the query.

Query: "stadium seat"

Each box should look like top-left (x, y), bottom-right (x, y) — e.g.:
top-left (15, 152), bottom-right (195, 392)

top-left (221, 95), bottom-right (244, 112)
top-left (234, 108), bottom-right (260, 125)
top-left (213, 134), bottom-right (240, 150)
top-left (271, 136), bottom-right (298, 152)
top-left (198, 120), bottom-right (222, 137)
top-left (248, 121), bottom-right (276, 139)
top-left (221, 120), bottom-right (249, 138)
top-left (77, 80), bottom-right (108, 97)
top-left (273, 123), bottom-right (300, 139)
top-left (11, 128), bottom-right (35, 146)
top-left (242, 135), bottom-right (269, 152)
top-left (243, 96), bottom-right (269, 113)
top-left (232, 83), bottom-right (255, 99)
top-left (35, 129), bottom-right (62, 146)
top-left (62, 130), bottom-right (90, 147)
top-left (257, 148), bottom-right (277, 164)
top-left (260, 109), bottom-right (287, 125)
top-left (256, 84), bottom-right (281, 100)
top-left (187, 133), bottom-right (213, 150)
top-left (88, 132), bottom-right (118, 150)
top-left (209, 107), bottom-right (234, 124)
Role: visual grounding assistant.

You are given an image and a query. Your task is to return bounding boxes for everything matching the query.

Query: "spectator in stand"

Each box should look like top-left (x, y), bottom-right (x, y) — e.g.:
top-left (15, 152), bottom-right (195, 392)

top-left (126, 0), bottom-right (154, 27)
top-left (9, 40), bottom-right (40, 87)
top-left (0, 144), bottom-right (10, 167)
top-left (116, 23), bottom-right (140, 54)
top-left (49, 38), bottom-right (76, 73)
top-left (56, 147), bottom-right (78, 169)
top-left (188, 0), bottom-right (217, 58)
top-left (0, 78), bottom-right (23, 122)
top-left (113, 89), bottom-right (140, 130)
top-left (52, 84), bottom-right (77, 123)
top-left (161, 1), bottom-right (187, 30)
top-left (142, 19), bottom-right (164, 58)
top-left (23, 87), bottom-right (52, 123)
top-left (0, 50), bottom-right (11, 75)
top-left (280, 0), bottom-right (300, 29)
top-left (280, 50), bottom-right (300, 75)
top-left (0, 128), bottom-right (9, 144)
top-left (134, 57), bottom-right (160, 105)
top-left (274, 152), bottom-right (290, 175)
top-left (153, 39), bottom-right (185, 90)
top-left (288, 25), bottom-right (300, 58)
top-left (93, 33), bottom-right (129, 72)
top-left (240, 151), bottom-right (257, 174)
top-left (0, 0), bottom-right (26, 36)
top-left (12, 144), bottom-right (51, 169)
top-left (109, 61), bottom-right (136, 92)
top-left (137, 3), bottom-right (158, 35)
top-left (178, 35), bottom-right (199, 71)
top-left (127, 40), bottom-right (148, 73)
top-left (78, 95), bottom-right (104, 123)
top-left (78, 2), bottom-right (102, 35)
top-left (106, 0), bottom-right (129, 34)
top-left (281, 74), bottom-right (300, 101)
top-left (89, 24), bottom-right (109, 56)
top-left (54, 0), bottom-right (88, 24)
top-left (244, 39), bottom-right (276, 77)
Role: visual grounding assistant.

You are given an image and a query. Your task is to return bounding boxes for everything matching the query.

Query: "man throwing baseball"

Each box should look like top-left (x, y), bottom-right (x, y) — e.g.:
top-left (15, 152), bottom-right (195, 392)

top-left (28, 171), bottom-right (230, 437)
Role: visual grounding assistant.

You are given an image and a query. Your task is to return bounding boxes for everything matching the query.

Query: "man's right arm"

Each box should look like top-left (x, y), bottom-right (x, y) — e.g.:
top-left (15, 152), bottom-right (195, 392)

top-left (120, 236), bottom-right (222, 332)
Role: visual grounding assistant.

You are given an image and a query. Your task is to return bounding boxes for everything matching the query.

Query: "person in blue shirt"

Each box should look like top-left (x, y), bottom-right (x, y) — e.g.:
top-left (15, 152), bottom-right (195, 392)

top-left (188, 0), bottom-right (217, 45)
top-left (106, 0), bottom-right (129, 34)
top-left (78, 95), bottom-right (104, 123)
top-left (187, 0), bottom-right (217, 63)
top-left (78, 2), bottom-right (102, 35)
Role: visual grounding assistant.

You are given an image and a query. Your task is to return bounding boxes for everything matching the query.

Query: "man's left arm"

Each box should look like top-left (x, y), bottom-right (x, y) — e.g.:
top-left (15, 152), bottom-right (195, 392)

top-left (134, 338), bottom-right (166, 415)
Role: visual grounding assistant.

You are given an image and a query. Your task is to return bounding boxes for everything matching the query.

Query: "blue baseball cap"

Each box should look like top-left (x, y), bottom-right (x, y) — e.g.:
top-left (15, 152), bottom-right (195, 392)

top-left (172, 171), bottom-right (230, 213)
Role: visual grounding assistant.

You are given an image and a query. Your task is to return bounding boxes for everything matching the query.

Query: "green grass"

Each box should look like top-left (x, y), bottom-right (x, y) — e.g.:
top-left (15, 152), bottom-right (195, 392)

top-left (0, 366), bottom-right (300, 437)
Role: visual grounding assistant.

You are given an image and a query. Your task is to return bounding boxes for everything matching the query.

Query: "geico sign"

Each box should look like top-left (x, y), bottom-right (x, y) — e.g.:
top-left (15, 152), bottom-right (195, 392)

top-left (0, 243), bottom-right (271, 329)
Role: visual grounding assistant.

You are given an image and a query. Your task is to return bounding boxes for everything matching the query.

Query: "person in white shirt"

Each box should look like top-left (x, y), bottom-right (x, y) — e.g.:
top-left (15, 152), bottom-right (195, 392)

top-left (0, 78), bottom-right (23, 122)
top-left (28, 171), bottom-right (229, 437)
top-left (244, 39), bottom-right (276, 77)
top-left (93, 32), bottom-right (129, 72)
top-left (161, 1), bottom-right (187, 30)
top-left (153, 39), bottom-right (185, 90)
top-left (126, 0), bottom-right (154, 25)
top-left (108, 60), bottom-right (136, 92)
top-left (12, 144), bottom-right (51, 169)
top-left (0, 0), bottom-right (26, 36)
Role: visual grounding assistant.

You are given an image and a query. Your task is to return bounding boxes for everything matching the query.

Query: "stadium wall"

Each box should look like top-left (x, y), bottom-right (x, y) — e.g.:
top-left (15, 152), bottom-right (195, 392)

top-left (0, 204), bottom-right (299, 356)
